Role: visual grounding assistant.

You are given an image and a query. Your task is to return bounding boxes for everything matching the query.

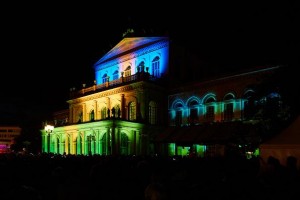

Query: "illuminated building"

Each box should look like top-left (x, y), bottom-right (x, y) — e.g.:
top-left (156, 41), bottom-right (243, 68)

top-left (0, 126), bottom-right (21, 153)
top-left (41, 35), bottom-right (287, 157)
top-left (42, 37), bottom-right (169, 155)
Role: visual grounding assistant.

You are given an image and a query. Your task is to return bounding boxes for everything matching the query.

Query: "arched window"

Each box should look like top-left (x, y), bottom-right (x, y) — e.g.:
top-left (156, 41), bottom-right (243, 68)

top-left (90, 110), bottom-right (95, 121)
top-left (87, 135), bottom-right (96, 155)
top-left (101, 107), bottom-right (107, 120)
top-left (102, 73), bottom-right (108, 84)
top-left (114, 104), bottom-right (121, 118)
top-left (129, 101), bottom-right (136, 121)
top-left (120, 132), bottom-right (129, 155)
top-left (149, 101), bottom-right (158, 125)
top-left (102, 133), bottom-right (111, 155)
top-left (77, 111), bottom-right (83, 123)
top-left (223, 94), bottom-right (234, 121)
top-left (78, 135), bottom-right (83, 155)
top-left (204, 97), bottom-right (216, 122)
top-left (124, 66), bottom-right (131, 77)
top-left (113, 70), bottom-right (119, 80)
top-left (137, 61), bottom-right (145, 72)
top-left (152, 56), bottom-right (160, 77)
top-left (175, 103), bottom-right (183, 126)
top-left (188, 100), bottom-right (198, 125)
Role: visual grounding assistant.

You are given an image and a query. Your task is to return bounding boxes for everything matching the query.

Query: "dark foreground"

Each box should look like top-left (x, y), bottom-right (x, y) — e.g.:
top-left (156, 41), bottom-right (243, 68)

top-left (0, 153), bottom-right (299, 200)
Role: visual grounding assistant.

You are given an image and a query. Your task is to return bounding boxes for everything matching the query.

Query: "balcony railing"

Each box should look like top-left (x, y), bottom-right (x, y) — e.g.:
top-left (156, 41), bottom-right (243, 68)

top-left (70, 72), bottom-right (158, 98)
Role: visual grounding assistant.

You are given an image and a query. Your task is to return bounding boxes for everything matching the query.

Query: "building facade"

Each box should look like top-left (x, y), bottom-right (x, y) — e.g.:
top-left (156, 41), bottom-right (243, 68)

top-left (42, 37), bottom-right (169, 156)
top-left (0, 126), bottom-right (21, 153)
top-left (41, 36), bottom-right (286, 157)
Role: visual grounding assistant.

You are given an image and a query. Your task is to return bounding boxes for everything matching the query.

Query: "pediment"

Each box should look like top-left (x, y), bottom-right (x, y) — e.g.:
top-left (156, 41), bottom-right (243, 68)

top-left (94, 37), bottom-right (168, 65)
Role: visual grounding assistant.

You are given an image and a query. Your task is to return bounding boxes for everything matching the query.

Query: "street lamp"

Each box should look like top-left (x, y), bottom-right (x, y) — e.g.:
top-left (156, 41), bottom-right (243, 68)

top-left (45, 125), bottom-right (54, 153)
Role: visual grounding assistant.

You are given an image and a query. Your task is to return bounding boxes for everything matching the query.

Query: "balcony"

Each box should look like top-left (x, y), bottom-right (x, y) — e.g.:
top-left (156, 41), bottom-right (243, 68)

top-left (69, 71), bottom-right (158, 99)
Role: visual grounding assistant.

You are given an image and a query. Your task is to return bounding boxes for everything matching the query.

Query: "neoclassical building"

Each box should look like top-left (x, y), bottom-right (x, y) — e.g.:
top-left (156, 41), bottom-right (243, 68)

top-left (41, 35), bottom-right (286, 157)
top-left (42, 37), bottom-right (170, 156)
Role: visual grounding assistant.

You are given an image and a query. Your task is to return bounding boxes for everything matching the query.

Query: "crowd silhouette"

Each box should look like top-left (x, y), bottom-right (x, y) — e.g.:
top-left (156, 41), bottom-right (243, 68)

top-left (0, 152), bottom-right (299, 200)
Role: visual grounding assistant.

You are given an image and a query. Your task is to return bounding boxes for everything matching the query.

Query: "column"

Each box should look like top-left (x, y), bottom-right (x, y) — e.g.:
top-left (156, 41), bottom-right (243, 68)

top-left (94, 100), bottom-right (98, 120)
top-left (82, 103), bottom-right (86, 122)
top-left (111, 127), bottom-right (116, 156)
top-left (106, 97), bottom-right (111, 118)
top-left (121, 94), bottom-right (125, 119)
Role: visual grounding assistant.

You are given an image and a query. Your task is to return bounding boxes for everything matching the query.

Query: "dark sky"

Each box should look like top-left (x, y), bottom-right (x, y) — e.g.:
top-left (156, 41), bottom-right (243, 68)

top-left (0, 1), bottom-right (299, 126)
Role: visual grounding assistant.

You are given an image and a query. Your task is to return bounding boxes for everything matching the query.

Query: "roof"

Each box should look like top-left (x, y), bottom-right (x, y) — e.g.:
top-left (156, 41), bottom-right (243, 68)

top-left (94, 37), bottom-right (169, 66)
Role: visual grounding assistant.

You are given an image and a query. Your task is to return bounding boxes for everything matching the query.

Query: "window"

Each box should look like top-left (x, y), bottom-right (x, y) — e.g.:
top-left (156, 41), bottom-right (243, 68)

top-left (129, 102), bottom-right (136, 121)
top-left (188, 100), bottom-right (198, 125)
top-left (101, 107), bottom-right (107, 120)
top-left (175, 110), bottom-right (182, 126)
top-left (206, 106), bottom-right (215, 122)
top-left (102, 73), bottom-right (108, 84)
top-left (87, 135), bottom-right (96, 155)
top-left (152, 56), bottom-right (160, 77)
top-left (190, 108), bottom-right (198, 125)
top-left (224, 103), bottom-right (233, 121)
top-left (120, 132), bottom-right (129, 155)
top-left (204, 97), bottom-right (216, 122)
top-left (149, 101), bottom-right (158, 125)
top-left (124, 66), bottom-right (131, 77)
top-left (113, 70), bottom-right (119, 80)
top-left (77, 111), bottom-right (83, 123)
top-left (90, 110), bottom-right (95, 121)
top-left (223, 94), bottom-right (234, 121)
top-left (137, 61), bottom-right (145, 72)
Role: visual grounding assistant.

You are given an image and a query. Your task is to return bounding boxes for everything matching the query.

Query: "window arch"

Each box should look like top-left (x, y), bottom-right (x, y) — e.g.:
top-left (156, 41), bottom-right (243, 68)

top-left (124, 66), bottom-right (131, 77)
top-left (113, 70), bottom-right (119, 80)
top-left (204, 96), bottom-right (216, 122)
top-left (90, 110), bottom-right (95, 121)
top-left (101, 107), bottom-right (107, 120)
top-left (188, 99), bottom-right (199, 125)
top-left (77, 111), bottom-right (83, 123)
top-left (175, 102), bottom-right (183, 126)
top-left (120, 132), bottom-right (129, 155)
top-left (87, 134), bottom-right (96, 155)
top-left (137, 61), bottom-right (145, 72)
top-left (102, 73), bottom-right (108, 84)
top-left (223, 93), bottom-right (235, 121)
top-left (101, 132), bottom-right (111, 155)
top-left (129, 101), bottom-right (136, 121)
top-left (152, 56), bottom-right (160, 77)
top-left (149, 101), bottom-right (158, 125)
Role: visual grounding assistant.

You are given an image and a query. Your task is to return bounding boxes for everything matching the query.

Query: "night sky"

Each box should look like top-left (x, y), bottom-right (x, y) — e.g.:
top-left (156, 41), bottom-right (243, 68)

top-left (0, 1), bottom-right (299, 127)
